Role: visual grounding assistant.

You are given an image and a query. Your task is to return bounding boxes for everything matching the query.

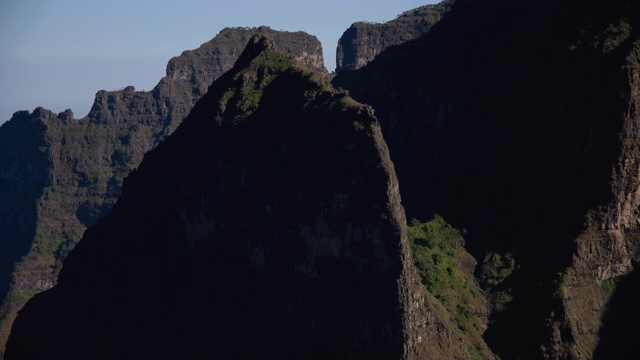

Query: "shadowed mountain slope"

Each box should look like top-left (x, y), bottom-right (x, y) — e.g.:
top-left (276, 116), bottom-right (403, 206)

top-left (0, 27), bottom-right (325, 358)
top-left (334, 0), bottom-right (640, 358)
top-left (6, 36), bottom-right (475, 360)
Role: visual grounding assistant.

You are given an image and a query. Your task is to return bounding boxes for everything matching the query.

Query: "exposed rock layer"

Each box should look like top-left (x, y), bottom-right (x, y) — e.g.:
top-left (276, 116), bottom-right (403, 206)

top-left (561, 36), bottom-right (640, 360)
top-left (334, 1), bottom-right (640, 358)
top-left (335, 0), bottom-right (452, 72)
top-left (6, 37), bottom-right (470, 359)
top-left (0, 27), bottom-right (325, 357)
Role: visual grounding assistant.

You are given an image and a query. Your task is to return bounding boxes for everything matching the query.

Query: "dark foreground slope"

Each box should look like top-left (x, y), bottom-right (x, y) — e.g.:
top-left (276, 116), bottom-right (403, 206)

top-left (0, 27), bottom-right (324, 356)
top-left (335, 0), bottom-right (452, 72)
top-left (334, 1), bottom-right (640, 358)
top-left (6, 36), bottom-right (472, 359)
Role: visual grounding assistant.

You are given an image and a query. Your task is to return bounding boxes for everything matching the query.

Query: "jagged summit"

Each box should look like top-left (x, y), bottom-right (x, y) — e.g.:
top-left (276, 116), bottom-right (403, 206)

top-left (232, 34), bottom-right (277, 70)
top-left (335, 0), bottom-right (453, 72)
top-left (163, 26), bottom-right (326, 99)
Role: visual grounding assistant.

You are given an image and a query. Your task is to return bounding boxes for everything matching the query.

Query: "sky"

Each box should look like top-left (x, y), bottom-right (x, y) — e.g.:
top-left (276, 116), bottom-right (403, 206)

top-left (0, 0), bottom-right (438, 123)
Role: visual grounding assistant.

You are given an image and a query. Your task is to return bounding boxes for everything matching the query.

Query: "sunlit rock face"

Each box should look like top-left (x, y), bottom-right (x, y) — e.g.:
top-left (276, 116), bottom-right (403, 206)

top-left (335, 0), bottom-right (452, 72)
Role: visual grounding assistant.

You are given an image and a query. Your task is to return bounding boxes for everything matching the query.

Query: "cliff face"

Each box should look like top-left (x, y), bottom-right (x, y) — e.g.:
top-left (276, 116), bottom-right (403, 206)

top-left (560, 38), bottom-right (640, 359)
top-left (334, 1), bottom-right (640, 358)
top-left (0, 111), bottom-right (51, 322)
top-left (335, 0), bottom-right (452, 72)
top-left (0, 27), bottom-right (325, 357)
top-left (88, 26), bottom-right (326, 138)
top-left (6, 36), bottom-right (470, 359)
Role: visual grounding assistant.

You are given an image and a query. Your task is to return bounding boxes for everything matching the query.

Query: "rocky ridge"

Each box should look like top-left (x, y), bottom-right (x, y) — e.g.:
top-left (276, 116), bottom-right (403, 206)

top-left (335, 0), bottom-right (452, 72)
top-left (6, 35), bottom-right (473, 359)
top-left (0, 27), bottom-right (325, 357)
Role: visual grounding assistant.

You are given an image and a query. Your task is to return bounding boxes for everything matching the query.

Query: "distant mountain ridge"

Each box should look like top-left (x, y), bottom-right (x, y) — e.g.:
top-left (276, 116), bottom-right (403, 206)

top-left (335, 0), bottom-right (453, 72)
top-left (0, 26), bottom-right (325, 358)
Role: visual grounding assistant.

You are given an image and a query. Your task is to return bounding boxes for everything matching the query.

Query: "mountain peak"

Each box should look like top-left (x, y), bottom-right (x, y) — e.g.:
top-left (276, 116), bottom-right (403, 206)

top-left (232, 34), bottom-right (277, 71)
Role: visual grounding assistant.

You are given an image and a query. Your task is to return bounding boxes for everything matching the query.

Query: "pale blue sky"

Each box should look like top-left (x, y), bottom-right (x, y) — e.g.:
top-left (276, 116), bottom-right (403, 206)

top-left (0, 0), bottom-right (437, 123)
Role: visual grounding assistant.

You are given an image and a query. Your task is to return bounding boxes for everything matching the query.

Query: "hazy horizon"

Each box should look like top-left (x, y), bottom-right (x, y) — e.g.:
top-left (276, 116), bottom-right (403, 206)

top-left (0, 0), bottom-right (438, 124)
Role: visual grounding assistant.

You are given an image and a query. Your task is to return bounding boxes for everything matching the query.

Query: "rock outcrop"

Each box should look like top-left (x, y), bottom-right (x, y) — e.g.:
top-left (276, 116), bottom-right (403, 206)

top-left (6, 36), bottom-right (470, 359)
top-left (559, 35), bottom-right (640, 360)
top-left (0, 27), bottom-right (325, 357)
top-left (335, 0), bottom-right (452, 72)
top-left (334, 0), bottom-right (640, 358)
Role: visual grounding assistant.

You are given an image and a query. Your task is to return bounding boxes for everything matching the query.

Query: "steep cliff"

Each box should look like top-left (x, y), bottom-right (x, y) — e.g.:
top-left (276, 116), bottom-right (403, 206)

top-left (334, 0), bottom-right (640, 358)
top-left (0, 27), bottom-right (325, 357)
top-left (560, 35), bottom-right (640, 360)
top-left (6, 36), bottom-right (473, 359)
top-left (335, 0), bottom-right (452, 72)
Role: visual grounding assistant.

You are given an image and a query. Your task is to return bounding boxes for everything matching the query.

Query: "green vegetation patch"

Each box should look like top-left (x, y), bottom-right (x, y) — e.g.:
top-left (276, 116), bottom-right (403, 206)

top-left (479, 251), bottom-right (516, 312)
top-left (222, 50), bottom-right (298, 123)
top-left (602, 276), bottom-right (621, 296)
top-left (407, 215), bottom-right (486, 351)
top-left (601, 18), bottom-right (632, 53)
